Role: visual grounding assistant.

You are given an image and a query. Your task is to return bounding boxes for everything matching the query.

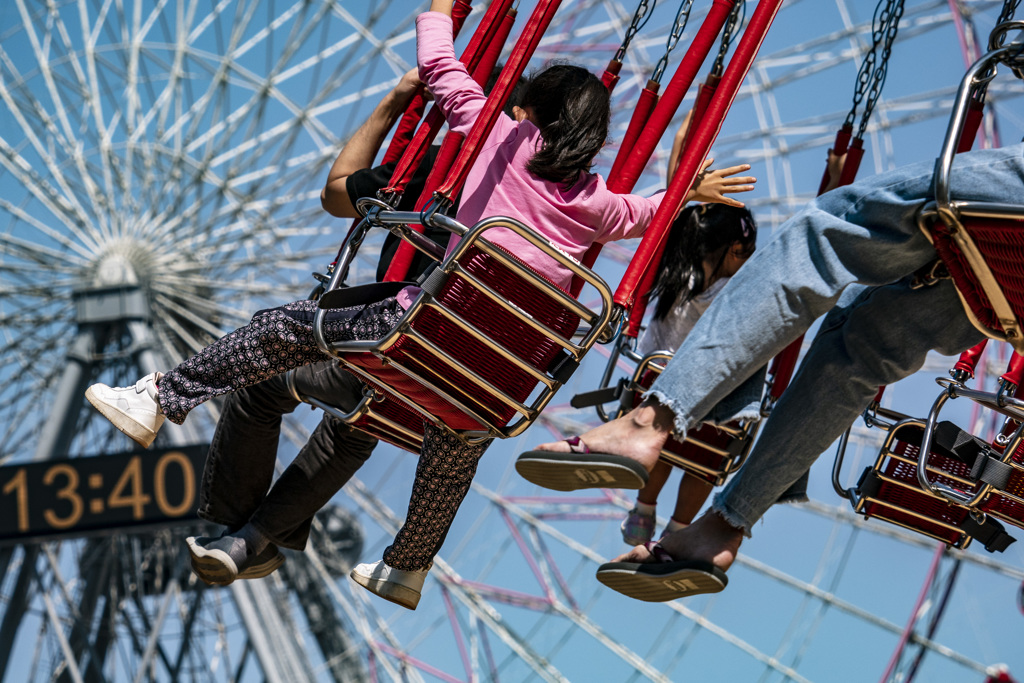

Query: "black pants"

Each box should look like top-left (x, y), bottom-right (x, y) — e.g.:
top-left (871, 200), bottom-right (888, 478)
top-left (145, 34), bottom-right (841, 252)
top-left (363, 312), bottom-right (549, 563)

top-left (197, 361), bottom-right (377, 550)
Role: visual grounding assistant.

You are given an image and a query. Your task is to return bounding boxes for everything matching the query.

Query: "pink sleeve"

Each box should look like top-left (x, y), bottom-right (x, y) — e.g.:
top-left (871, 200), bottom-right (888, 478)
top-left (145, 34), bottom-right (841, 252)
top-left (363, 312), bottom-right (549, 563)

top-left (596, 189), bottom-right (668, 243)
top-left (416, 12), bottom-right (486, 137)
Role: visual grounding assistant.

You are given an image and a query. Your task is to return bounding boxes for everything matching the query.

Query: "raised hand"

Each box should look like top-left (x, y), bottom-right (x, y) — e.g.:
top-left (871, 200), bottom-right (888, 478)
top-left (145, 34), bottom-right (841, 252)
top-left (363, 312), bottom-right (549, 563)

top-left (689, 158), bottom-right (756, 208)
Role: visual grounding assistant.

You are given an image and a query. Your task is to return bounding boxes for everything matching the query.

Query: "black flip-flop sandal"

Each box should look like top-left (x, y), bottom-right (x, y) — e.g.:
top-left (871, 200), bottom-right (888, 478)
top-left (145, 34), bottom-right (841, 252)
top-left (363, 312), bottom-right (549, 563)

top-left (595, 541), bottom-right (728, 602)
top-left (515, 437), bottom-right (649, 491)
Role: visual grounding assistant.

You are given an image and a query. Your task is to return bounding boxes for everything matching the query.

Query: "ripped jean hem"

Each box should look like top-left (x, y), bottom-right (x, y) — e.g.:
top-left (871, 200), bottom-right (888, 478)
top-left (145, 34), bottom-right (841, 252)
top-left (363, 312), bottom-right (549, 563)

top-left (710, 495), bottom-right (754, 539)
top-left (775, 493), bottom-right (810, 506)
top-left (643, 389), bottom-right (692, 440)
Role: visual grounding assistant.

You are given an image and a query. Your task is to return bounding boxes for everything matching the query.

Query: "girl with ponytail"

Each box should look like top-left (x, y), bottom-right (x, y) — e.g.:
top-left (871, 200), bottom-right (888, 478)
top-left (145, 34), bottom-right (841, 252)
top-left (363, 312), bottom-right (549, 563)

top-left (621, 203), bottom-right (758, 546)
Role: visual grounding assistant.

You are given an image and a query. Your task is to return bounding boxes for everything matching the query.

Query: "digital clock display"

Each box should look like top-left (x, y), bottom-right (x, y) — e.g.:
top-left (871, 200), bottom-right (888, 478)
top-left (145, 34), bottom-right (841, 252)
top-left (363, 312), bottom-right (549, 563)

top-left (0, 445), bottom-right (207, 545)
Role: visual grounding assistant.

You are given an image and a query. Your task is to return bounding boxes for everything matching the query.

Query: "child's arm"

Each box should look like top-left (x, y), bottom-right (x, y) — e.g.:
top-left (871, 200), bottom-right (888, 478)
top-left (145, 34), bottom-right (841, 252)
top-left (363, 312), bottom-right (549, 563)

top-left (321, 69), bottom-right (422, 217)
top-left (687, 159), bottom-right (756, 208)
top-left (416, 8), bottom-right (491, 137)
top-left (430, 0), bottom-right (454, 15)
top-left (668, 108), bottom-right (756, 207)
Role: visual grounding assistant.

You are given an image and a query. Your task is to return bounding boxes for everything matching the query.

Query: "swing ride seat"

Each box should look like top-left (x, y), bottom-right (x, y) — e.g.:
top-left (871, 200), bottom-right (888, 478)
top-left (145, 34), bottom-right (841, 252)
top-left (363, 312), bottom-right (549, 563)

top-left (312, 206), bottom-right (614, 452)
top-left (835, 410), bottom-right (1017, 552)
top-left (917, 25), bottom-right (1024, 354)
top-left (829, 24), bottom-right (1024, 550)
top-left (848, 417), bottom-right (989, 550)
top-left (919, 376), bottom-right (1024, 533)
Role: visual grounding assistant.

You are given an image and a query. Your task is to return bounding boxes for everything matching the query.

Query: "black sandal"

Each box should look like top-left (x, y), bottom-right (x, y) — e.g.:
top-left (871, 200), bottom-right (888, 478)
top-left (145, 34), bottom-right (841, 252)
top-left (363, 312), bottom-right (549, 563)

top-left (515, 437), bottom-right (649, 491)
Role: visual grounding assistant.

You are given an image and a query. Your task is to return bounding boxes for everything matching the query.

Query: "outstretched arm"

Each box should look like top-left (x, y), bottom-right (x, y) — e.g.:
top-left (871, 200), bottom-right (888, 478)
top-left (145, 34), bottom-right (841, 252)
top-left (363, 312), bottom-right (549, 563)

top-left (668, 109), bottom-right (757, 207)
top-left (667, 111), bottom-right (757, 206)
top-left (686, 158), bottom-right (756, 208)
top-left (320, 68), bottom-right (422, 218)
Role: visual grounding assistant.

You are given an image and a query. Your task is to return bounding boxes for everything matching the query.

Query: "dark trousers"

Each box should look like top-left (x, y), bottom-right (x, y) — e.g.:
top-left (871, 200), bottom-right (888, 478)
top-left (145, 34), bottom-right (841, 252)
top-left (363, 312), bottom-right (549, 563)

top-left (196, 361), bottom-right (377, 550)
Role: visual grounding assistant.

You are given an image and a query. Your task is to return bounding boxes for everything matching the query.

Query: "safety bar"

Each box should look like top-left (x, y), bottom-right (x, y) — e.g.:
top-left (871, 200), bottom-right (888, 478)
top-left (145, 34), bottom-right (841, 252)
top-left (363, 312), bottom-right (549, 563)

top-left (915, 377), bottom-right (1024, 505)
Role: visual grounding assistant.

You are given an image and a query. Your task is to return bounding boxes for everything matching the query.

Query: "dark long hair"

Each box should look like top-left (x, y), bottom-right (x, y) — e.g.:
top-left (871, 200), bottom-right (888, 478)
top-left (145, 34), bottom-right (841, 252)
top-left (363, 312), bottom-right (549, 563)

top-left (650, 203), bottom-right (758, 322)
top-left (520, 64), bottom-right (610, 189)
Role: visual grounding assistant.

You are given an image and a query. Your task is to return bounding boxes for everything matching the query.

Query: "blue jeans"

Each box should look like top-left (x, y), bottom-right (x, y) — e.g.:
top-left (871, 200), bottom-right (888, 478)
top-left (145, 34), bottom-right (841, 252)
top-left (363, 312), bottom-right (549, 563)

top-left (646, 142), bottom-right (1023, 535)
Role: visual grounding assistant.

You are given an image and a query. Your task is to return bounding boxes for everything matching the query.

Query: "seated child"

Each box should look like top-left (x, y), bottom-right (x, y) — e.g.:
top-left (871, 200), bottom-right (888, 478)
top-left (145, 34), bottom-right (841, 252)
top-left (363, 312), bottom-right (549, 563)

top-left (621, 203), bottom-right (757, 545)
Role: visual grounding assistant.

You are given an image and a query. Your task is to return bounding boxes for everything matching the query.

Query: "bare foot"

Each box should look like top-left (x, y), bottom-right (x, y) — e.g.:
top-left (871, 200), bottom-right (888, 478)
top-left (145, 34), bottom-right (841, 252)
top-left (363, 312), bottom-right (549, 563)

top-left (534, 401), bottom-right (676, 472)
top-left (612, 509), bottom-right (743, 573)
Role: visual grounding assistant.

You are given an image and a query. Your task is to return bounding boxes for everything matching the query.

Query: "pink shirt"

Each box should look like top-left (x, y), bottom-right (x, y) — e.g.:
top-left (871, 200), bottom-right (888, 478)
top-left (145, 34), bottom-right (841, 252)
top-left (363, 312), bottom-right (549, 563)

top-left (398, 12), bottom-right (665, 307)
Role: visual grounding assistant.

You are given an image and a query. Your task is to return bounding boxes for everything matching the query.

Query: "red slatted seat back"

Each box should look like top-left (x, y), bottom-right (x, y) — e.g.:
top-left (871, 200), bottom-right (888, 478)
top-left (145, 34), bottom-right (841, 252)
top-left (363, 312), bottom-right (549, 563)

top-left (348, 245), bottom-right (581, 431)
top-left (858, 425), bottom-right (982, 547)
top-left (928, 215), bottom-right (1024, 333)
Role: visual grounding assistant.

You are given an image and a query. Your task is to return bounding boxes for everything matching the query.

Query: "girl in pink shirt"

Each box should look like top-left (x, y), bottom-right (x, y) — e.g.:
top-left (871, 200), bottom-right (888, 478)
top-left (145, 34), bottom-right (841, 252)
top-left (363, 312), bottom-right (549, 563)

top-left (86, 0), bottom-right (753, 609)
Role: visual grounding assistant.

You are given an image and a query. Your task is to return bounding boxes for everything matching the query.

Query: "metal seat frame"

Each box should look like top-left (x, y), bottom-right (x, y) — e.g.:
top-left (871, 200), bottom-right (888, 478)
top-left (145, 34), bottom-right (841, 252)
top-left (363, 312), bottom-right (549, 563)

top-left (833, 375), bottom-right (1024, 549)
top-left (299, 199), bottom-right (614, 450)
top-left (833, 401), bottom-right (984, 549)
top-left (917, 21), bottom-right (1024, 352)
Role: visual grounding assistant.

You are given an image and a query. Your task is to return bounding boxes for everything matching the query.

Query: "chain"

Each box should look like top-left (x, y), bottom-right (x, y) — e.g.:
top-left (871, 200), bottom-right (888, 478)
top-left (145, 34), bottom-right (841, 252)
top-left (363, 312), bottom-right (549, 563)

top-left (857, 0), bottom-right (905, 138)
top-left (615, 0), bottom-right (655, 62)
top-left (652, 0), bottom-right (696, 82)
top-left (843, 0), bottom-right (904, 135)
top-left (991, 0), bottom-right (1022, 50)
top-left (711, 1), bottom-right (746, 76)
top-left (997, 0), bottom-right (1021, 27)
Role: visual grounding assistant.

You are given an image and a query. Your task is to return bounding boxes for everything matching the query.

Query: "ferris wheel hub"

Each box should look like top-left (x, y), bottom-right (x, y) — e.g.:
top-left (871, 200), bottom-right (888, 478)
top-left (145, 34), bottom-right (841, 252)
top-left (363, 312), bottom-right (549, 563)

top-left (93, 238), bottom-right (152, 287)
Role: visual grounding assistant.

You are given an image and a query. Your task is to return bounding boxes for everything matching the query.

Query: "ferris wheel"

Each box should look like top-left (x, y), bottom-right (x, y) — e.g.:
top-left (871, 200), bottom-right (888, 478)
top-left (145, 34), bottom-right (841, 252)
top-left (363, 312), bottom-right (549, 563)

top-left (0, 0), bottom-right (1023, 681)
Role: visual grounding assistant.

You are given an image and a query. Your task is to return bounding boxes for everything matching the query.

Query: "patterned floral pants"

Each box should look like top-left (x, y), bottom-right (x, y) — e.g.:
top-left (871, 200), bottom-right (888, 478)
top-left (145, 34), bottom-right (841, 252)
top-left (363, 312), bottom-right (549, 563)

top-left (158, 297), bottom-right (403, 424)
top-left (157, 295), bottom-right (491, 571)
top-left (383, 426), bottom-right (491, 571)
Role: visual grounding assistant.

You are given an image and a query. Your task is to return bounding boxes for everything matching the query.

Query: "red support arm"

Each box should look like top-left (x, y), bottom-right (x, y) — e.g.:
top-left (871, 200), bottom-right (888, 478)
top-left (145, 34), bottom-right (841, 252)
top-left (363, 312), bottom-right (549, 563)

top-left (435, 0), bottom-right (565, 202)
top-left (1001, 351), bottom-right (1024, 388)
top-left (953, 339), bottom-right (988, 378)
top-left (606, 0), bottom-right (738, 196)
top-left (614, 0), bottom-right (784, 312)
top-left (569, 57), bottom-right (636, 298)
top-left (837, 136), bottom-right (865, 188)
top-left (383, 0), bottom-right (515, 199)
top-left (608, 82), bottom-right (661, 182)
top-left (623, 72), bottom-right (722, 337)
top-left (956, 97), bottom-right (986, 154)
top-left (602, 59), bottom-right (623, 91)
top-left (574, 0), bottom-right (738, 301)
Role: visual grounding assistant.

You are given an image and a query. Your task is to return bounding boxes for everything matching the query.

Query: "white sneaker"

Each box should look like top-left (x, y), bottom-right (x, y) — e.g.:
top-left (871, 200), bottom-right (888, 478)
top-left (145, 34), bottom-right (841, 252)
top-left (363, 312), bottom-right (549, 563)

top-left (85, 372), bottom-right (165, 448)
top-left (350, 560), bottom-right (427, 610)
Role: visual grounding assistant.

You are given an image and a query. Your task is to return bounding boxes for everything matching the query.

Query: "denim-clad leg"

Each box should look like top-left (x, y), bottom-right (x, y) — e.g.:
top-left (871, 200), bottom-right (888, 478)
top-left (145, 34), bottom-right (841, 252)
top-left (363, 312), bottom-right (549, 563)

top-left (198, 361), bottom-right (378, 550)
top-left (642, 143), bottom-right (1022, 533)
top-left (712, 279), bottom-right (984, 533)
top-left (646, 143), bottom-right (1023, 436)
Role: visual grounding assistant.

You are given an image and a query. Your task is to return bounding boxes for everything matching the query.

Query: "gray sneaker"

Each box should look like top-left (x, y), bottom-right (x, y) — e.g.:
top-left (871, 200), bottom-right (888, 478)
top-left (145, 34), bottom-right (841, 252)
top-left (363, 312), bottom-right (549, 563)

top-left (187, 535), bottom-right (284, 585)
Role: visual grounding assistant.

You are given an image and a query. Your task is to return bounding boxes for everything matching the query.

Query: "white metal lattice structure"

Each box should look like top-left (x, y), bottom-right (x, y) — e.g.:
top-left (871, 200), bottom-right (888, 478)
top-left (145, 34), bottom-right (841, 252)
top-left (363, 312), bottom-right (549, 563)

top-left (1, 0), bottom-right (1023, 681)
